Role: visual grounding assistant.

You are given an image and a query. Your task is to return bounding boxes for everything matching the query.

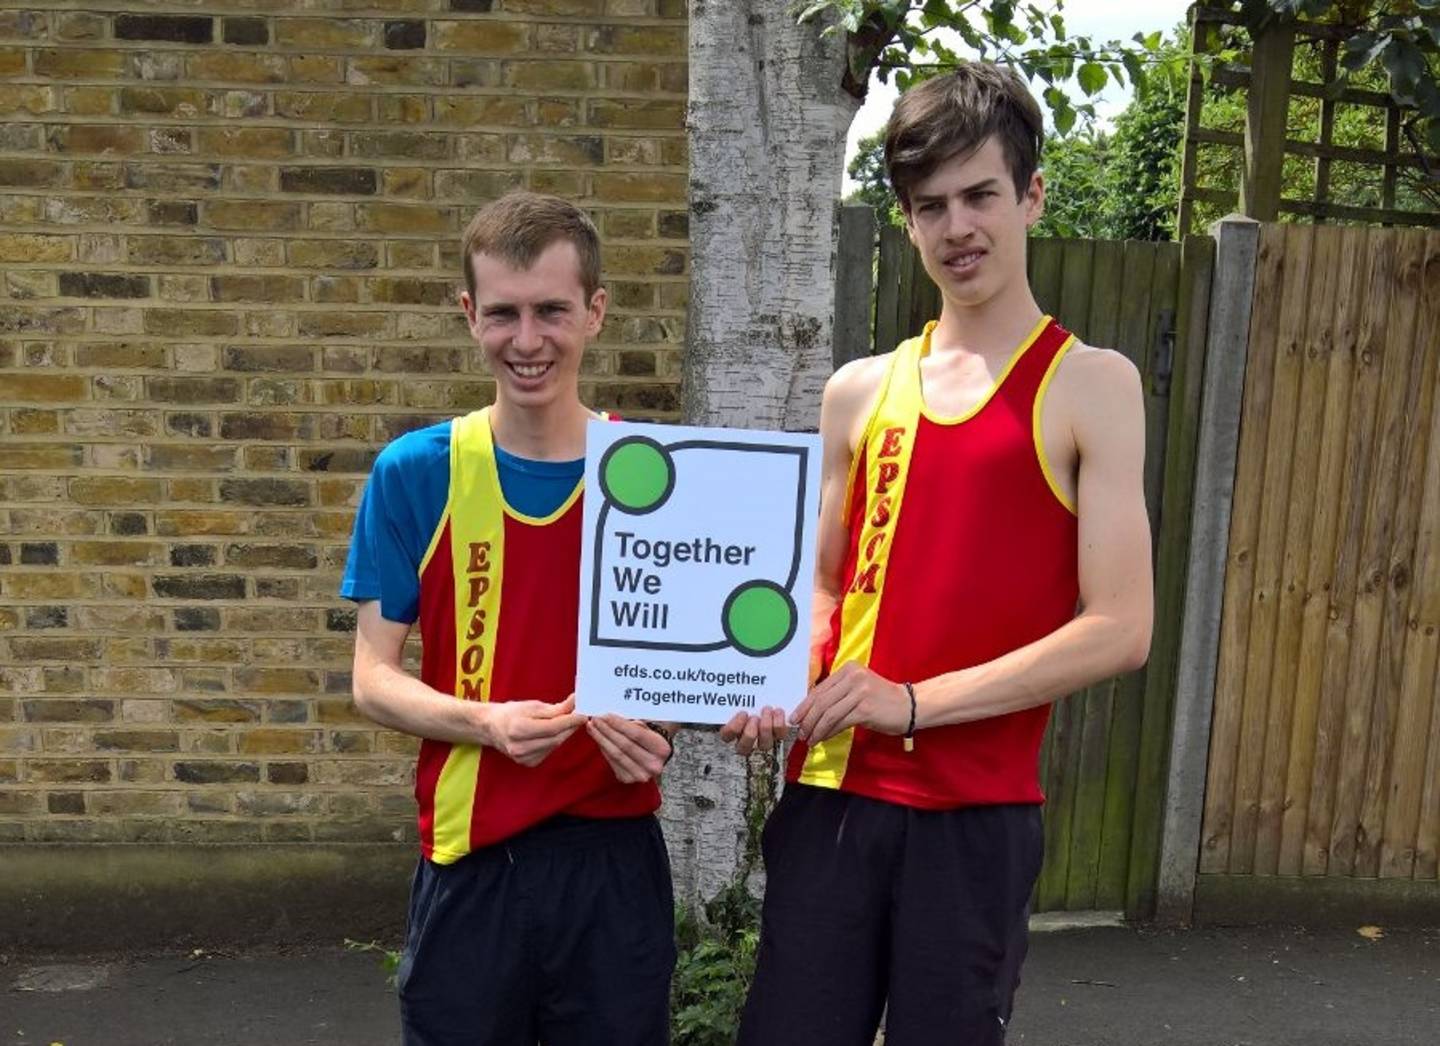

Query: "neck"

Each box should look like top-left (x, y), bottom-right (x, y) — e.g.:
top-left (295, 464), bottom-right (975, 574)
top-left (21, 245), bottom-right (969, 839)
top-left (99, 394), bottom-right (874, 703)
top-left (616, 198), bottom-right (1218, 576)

top-left (488, 396), bottom-right (593, 460)
top-left (930, 278), bottom-right (1045, 359)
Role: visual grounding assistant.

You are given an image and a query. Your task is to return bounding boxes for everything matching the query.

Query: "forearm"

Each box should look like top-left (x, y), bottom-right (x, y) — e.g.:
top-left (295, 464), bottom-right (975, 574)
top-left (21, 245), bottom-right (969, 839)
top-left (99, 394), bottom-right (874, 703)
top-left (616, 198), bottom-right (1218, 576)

top-left (914, 610), bottom-right (1149, 729)
top-left (353, 658), bottom-right (491, 746)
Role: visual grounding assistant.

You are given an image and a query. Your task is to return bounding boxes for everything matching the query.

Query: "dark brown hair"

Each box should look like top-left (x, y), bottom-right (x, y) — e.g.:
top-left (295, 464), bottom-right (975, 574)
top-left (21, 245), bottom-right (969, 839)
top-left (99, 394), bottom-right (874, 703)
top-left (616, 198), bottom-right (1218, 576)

top-left (461, 191), bottom-right (602, 301)
top-left (884, 63), bottom-right (1044, 210)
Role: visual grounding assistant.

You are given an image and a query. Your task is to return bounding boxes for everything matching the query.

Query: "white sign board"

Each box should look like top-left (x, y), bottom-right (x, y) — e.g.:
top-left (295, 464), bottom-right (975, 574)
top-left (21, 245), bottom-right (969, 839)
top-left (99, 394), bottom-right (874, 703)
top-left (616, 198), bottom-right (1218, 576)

top-left (576, 420), bottom-right (821, 724)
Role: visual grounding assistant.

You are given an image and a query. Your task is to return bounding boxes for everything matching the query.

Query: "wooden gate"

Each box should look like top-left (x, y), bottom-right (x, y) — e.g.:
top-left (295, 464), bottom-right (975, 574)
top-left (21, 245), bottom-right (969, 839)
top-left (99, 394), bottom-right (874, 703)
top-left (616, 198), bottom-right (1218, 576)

top-left (1195, 224), bottom-right (1440, 915)
top-left (860, 224), bottom-right (1215, 915)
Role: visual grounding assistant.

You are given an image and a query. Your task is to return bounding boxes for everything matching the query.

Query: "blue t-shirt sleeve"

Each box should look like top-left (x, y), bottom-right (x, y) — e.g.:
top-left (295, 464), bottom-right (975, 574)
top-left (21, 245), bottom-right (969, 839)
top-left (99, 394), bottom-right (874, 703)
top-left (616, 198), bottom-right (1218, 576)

top-left (340, 423), bottom-right (451, 624)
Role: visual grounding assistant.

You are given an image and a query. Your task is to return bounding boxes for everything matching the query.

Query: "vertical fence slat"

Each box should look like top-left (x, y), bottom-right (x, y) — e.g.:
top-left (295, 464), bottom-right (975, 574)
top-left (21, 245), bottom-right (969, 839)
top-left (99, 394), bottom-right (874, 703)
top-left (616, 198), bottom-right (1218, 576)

top-left (1253, 226), bottom-right (1338, 875)
top-left (1277, 226), bottom-right (1364, 874)
top-left (833, 205), bottom-right (876, 368)
top-left (1378, 232), bottom-right (1440, 879)
top-left (1096, 242), bottom-right (1162, 911)
top-left (874, 225), bottom-right (904, 355)
top-left (1030, 239), bottom-right (1064, 319)
top-left (1063, 241), bottom-right (1129, 910)
top-left (1200, 223), bottom-right (1287, 874)
top-left (1356, 229), bottom-right (1438, 878)
top-left (1228, 224), bottom-right (1314, 874)
top-left (1329, 229), bottom-right (1429, 876)
top-left (1303, 230), bottom-right (1397, 875)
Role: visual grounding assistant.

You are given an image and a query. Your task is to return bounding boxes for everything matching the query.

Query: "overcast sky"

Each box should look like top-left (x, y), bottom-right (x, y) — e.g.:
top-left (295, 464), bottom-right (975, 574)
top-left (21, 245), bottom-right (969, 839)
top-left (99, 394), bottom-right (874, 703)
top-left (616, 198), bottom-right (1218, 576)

top-left (842, 0), bottom-right (1195, 191)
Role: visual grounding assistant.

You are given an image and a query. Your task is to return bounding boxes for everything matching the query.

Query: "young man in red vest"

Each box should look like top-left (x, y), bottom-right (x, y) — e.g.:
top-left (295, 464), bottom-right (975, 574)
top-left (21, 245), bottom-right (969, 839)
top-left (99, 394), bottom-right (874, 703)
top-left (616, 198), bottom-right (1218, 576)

top-left (342, 192), bottom-right (677, 1046)
top-left (723, 65), bottom-right (1154, 1045)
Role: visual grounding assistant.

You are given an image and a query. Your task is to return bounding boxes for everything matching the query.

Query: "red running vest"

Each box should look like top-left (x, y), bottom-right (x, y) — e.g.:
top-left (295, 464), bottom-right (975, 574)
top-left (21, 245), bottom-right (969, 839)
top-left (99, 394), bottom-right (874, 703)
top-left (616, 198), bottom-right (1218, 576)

top-left (413, 408), bottom-right (658, 863)
top-left (787, 315), bottom-right (1080, 809)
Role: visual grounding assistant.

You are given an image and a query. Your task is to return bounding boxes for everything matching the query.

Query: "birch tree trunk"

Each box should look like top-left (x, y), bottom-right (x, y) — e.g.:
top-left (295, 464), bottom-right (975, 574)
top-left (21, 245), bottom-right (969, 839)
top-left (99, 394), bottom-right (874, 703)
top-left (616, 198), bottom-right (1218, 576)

top-left (659, 0), bottom-right (860, 909)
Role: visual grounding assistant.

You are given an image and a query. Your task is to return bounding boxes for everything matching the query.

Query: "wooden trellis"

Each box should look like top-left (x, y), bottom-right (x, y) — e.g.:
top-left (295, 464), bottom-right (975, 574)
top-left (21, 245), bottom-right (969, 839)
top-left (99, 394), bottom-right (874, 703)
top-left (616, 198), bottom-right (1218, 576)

top-left (1178, 5), bottom-right (1439, 234)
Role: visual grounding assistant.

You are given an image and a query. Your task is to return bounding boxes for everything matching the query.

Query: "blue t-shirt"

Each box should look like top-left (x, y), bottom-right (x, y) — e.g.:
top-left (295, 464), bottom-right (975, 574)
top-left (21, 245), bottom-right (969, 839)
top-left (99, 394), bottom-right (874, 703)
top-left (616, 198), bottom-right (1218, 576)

top-left (339, 420), bottom-right (582, 624)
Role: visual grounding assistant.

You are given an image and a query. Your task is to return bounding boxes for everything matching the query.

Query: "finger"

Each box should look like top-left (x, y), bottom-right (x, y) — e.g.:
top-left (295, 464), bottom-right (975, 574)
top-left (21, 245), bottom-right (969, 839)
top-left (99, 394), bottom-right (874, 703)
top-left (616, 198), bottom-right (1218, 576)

top-left (516, 711), bottom-right (586, 740)
top-left (598, 715), bottom-right (670, 758)
top-left (797, 683), bottom-right (839, 739)
top-left (587, 720), bottom-right (650, 782)
top-left (719, 712), bottom-right (748, 742)
top-left (757, 706), bottom-right (777, 751)
top-left (738, 715), bottom-right (759, 756)
top-left (765, 706), bottom-right (789, 745)
top-left (512, 725), bottom-right (580, 765)
top-left (811, 690), bottom-right (864, 744)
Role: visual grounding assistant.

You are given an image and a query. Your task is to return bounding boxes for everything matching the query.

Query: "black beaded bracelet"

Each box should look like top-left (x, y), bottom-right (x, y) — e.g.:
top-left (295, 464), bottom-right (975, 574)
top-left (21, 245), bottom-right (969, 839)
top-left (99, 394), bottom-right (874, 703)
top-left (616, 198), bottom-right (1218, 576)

top-left (902, 682), bottom-right (917, 753)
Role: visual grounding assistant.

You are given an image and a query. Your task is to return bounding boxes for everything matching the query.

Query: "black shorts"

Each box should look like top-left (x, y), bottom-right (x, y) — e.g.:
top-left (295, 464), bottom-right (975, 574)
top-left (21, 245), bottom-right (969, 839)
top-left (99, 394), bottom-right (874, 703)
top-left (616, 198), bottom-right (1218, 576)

top-left (738, 784), bottom-right (1044, 1046)
top-left (397, 814), bottom-right (675, 1046)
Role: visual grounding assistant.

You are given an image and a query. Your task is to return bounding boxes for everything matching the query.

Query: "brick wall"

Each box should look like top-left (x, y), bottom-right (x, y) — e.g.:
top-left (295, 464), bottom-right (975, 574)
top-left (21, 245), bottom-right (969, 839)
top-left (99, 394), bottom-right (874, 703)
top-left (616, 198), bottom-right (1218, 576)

top-left (0, 1), bottom-right (688, 850)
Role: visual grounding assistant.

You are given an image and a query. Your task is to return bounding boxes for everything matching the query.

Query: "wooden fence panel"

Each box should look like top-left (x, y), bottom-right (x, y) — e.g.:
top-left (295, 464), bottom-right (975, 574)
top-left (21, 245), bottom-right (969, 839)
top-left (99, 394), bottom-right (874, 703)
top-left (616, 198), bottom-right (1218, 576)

top-left (1201, 224), bottom-right (1440, 889)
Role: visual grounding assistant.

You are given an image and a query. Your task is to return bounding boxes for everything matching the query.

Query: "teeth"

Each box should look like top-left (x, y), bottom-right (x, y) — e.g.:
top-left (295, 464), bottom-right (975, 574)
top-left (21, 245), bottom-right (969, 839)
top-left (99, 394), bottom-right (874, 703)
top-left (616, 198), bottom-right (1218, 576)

top-left (512, 363), bottom-right (549, 378)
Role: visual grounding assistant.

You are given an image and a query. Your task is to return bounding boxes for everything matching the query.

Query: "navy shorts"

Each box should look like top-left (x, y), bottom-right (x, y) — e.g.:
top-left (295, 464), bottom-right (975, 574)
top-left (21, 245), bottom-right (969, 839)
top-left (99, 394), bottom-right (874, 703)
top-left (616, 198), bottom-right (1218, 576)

top-left (738, 784), bottom-right (1043, 1046)
top-left (397, 814), bottom-right (675, 1046)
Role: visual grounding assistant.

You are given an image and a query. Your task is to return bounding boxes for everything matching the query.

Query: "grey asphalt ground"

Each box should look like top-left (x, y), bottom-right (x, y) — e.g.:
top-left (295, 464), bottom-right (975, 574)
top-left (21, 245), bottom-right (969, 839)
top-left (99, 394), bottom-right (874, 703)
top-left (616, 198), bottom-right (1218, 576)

top-left (5, 923), bottom-right (1437, 1045)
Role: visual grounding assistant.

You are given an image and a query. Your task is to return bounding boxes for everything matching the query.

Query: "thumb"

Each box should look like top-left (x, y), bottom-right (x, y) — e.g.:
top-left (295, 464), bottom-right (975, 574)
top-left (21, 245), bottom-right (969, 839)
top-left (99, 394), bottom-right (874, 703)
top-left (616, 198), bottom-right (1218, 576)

top-left (540, 694), bottom-right (577, 717)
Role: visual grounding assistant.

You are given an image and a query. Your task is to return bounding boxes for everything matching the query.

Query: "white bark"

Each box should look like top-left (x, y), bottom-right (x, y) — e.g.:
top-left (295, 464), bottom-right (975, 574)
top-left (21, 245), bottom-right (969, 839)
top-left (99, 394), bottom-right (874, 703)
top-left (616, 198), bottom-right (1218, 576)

top-left (661, 0), bottom-right (860, 909)
top-left (683, 0), bottom-right (858, 433)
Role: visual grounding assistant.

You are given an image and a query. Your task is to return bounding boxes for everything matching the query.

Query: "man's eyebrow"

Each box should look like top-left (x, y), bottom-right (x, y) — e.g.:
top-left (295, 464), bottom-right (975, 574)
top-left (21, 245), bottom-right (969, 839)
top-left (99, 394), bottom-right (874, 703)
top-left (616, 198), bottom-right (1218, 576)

top-left (913, 177), bottom-right (1003, 203)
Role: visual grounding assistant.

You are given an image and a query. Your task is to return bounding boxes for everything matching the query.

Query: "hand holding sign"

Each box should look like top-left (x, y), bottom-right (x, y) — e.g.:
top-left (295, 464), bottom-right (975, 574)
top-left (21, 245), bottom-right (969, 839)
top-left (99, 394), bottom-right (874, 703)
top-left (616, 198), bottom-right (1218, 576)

top-left (576, 422), bottom-right (821, 725)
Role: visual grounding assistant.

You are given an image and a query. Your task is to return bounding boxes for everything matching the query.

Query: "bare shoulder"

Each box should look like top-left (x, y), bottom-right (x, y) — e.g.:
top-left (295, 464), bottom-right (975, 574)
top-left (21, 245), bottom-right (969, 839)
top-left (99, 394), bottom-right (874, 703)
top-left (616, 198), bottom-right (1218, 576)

top-left (1052, 342), bottom-right (1142, 415)
top-left (822, 352), bottom-right (890, 439)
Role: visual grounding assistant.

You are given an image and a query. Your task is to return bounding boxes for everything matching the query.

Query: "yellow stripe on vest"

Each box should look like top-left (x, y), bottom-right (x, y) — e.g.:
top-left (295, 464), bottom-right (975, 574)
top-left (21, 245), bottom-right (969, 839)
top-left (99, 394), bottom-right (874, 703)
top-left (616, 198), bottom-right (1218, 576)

top-left (431, 407), bottom-right (506, 862)
top-left (799, 330), bottom-right (928, 788)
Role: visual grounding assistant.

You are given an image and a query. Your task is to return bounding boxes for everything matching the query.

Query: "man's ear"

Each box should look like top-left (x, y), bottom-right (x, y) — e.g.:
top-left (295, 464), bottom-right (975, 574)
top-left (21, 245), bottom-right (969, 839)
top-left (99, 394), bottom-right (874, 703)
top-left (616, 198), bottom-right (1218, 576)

top-left (585, 286), bottom-right (608, 337)
top-left (460, 290), bottom-right (480, 333)
top-left (1024, 171), bottom-right (1045, 228)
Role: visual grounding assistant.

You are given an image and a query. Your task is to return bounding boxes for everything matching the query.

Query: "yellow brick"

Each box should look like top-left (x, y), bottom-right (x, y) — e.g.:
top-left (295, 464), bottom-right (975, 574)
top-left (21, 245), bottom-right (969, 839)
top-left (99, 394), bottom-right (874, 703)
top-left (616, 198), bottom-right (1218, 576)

top-left (435, 95), bottom-right (529, 126)
top-left (196, 127), bottom-right (295, 159)
top-left (0, 235), bottom-right (72, 262)
top-left (358, 203), bottom-right (450, 234)
top-left (0, 374), bottom-right (87, 402)
top-left (35, 49), bottom-right (127, 78)
top-left (187, 52), bottom-right (288, 84)
top-left (274, 18), bottom-right (373, 49)
top-left (291, 55), bottom-right (346, 84)
top-left (594, 171), bottom-right (687, 203)
top-left (155, 510), bottom-right (250, 537)
top-left (70, 541), bottom-right (163, 566)
top-left (203, 201), bottom-right (303, 231)
top-left (0, 85), bottom-right (56, 115)
top-left (4, 573), bottom-right (97, 599)
top-left (64, 87), bottom-right (116, 116)
top-left (237, 729), bottom-right (321, 755)
top-left (69, 477), bottom-right (164, 506)
top-left (431, 21), bottom-right (529, 52)
top-left (505, 60), bottom-right (594, 91)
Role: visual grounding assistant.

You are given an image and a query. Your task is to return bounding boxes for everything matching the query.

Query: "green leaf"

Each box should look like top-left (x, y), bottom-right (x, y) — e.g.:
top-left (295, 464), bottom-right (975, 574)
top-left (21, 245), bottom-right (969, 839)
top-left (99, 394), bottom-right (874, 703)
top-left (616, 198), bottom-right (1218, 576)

top-left (1054, 103), bottom-right (1077, 135)
top-left (1381, 37), bottom-right (1428, 104)
top-left (796, 1), bottom-right (831, 25)
top-left (1341, 31), bottom-right (1389, 74)
top-left (1078, 62), bottom-right (1108, 96)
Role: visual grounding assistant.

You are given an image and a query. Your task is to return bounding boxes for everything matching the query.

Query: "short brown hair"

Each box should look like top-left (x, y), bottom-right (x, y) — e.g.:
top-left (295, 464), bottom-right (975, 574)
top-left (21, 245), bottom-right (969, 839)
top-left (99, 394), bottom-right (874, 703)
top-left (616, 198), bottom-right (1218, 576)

top-left (884, 63), bottom-right (1044, 210)
top-left (461, 191), bottom-right (602, 301)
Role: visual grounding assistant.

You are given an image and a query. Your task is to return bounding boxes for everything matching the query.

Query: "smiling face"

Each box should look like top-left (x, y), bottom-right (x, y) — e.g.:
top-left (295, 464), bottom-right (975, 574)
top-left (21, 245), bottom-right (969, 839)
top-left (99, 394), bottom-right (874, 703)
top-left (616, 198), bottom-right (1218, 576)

top-left (903, 135), bottom-right (1044, 313)
top-left (461, 239), bottom-right (606, 412)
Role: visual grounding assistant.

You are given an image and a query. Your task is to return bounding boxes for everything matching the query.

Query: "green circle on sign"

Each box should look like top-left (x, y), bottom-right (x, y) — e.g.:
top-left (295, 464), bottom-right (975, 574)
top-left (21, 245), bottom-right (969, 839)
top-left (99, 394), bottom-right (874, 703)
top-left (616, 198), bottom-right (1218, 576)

top-left (600, 437), bottom-right (674, 514)
top-left (723, 581), bottom-right (797, 658)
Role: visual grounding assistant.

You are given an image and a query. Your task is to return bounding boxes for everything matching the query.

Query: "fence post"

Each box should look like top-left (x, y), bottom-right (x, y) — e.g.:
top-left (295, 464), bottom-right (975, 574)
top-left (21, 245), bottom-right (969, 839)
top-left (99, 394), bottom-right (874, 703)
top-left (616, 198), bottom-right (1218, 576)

top-left (1239, 21), bottom-right (1294, 221)
top-left (833, 204), bottom-right (876, 368)
top-left (1155, 215), bottom-right (1260, 926)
